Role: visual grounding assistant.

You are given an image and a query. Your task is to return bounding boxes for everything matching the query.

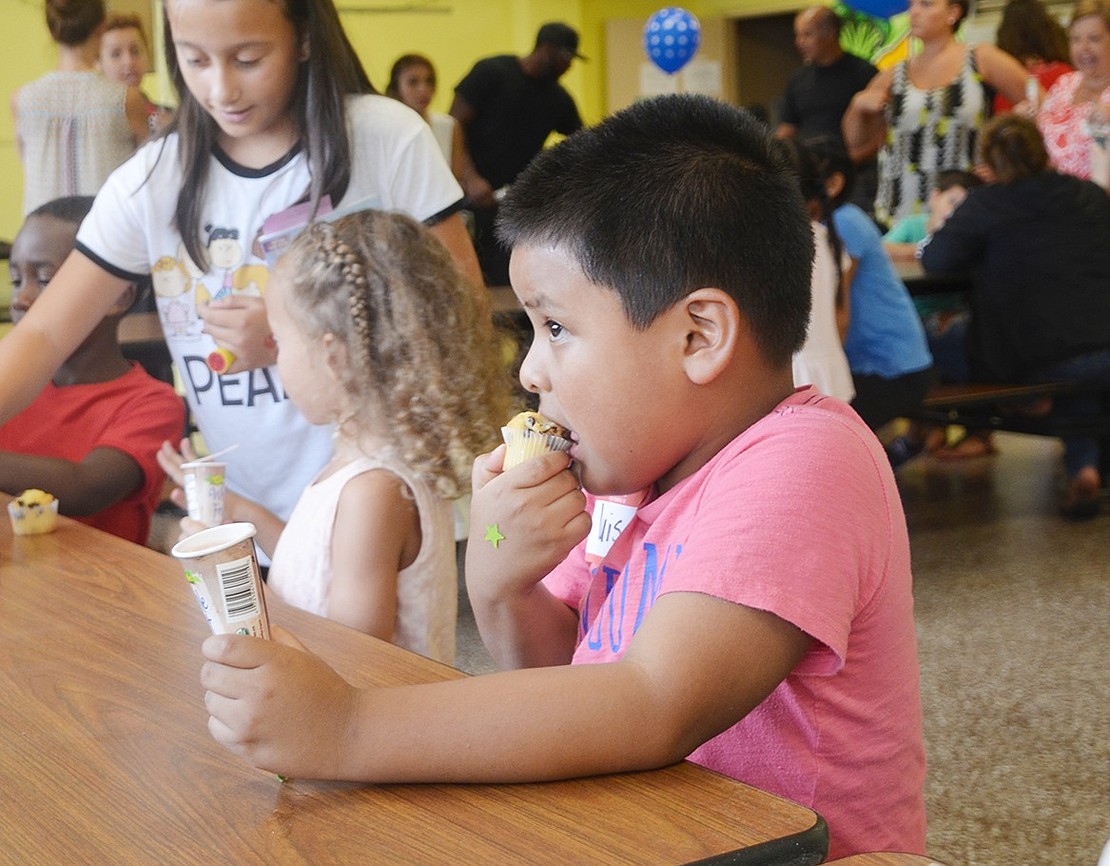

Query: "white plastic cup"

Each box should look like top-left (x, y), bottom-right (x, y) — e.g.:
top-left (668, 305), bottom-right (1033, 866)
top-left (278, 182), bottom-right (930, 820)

top-left (181, 460), bottom-right (226, 526)
top-left (171, 523), bottom-right (270, 638)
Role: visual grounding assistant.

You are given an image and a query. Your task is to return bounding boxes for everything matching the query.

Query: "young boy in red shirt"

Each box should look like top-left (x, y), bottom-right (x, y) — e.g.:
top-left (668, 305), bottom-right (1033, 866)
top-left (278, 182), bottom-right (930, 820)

top-left (0, 196), bottom-right (185, 544)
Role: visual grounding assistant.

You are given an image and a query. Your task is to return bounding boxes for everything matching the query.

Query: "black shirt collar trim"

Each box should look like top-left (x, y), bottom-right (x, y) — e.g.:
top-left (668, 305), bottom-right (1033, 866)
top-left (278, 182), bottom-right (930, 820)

top-left (212, 141), bottom-right (302, 177)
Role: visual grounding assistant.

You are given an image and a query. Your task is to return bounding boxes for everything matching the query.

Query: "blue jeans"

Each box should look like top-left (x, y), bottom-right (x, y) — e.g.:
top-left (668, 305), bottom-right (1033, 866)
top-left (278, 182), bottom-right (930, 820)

top-left (1029, 349), bottom-right (1110, 478)
top-left (925, 311), bottom-right (971, 384)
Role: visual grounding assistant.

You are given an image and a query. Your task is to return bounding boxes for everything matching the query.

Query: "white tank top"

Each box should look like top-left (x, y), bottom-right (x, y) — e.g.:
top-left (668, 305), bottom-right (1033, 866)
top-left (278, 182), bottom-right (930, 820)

top-left (267, 449), bottom-right (458, 664)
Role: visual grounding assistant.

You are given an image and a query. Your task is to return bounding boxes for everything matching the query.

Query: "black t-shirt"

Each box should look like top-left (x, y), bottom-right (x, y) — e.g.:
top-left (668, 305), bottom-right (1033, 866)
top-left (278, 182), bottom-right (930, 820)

top-left (778, 52), bottom-right (877, 141)
top-left (454, 55), bottom-right (582, 189)
top-left (920, 172), bottom-right (1110, 380)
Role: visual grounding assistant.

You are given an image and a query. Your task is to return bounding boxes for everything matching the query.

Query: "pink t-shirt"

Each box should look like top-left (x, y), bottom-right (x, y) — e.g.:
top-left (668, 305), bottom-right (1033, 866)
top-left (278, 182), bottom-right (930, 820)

top-left (1037, 71), bottom-right (1110, 179)
top-left (543, 387), bottom-right (926, 859)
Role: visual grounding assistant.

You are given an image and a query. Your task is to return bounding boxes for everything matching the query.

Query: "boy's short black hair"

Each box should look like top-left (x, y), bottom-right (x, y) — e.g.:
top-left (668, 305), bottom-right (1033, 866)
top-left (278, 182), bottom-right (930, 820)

top-left (497, 94), bottom-right (813, 367)
top-left (26, 195), bottom-right (150, 313)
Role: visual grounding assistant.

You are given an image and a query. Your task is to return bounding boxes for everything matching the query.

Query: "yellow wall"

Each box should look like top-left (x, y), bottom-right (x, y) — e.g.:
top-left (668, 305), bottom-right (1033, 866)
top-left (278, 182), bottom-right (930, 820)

top-left (2, 1), bottom-right (57, 242)
top-left (0, 0), bottom-right (802, 243)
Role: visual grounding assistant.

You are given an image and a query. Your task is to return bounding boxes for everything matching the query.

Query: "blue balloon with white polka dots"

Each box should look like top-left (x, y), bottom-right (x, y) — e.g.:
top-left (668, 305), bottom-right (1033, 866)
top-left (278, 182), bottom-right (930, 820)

top-left (643, 7), bottom-right (701, 75)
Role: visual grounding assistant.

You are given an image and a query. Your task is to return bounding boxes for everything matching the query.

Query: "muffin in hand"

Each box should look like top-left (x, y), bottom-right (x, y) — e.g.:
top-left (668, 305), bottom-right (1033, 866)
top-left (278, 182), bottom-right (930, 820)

top-left (501, 411), bottom-right (573, 469)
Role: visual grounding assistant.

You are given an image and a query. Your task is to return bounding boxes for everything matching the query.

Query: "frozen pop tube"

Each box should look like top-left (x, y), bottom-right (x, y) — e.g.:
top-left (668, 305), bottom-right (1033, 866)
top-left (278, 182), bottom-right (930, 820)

top-left (171, 523), bottom-right (270, 638)
top-left (181, 460), bottom-right (226, 526)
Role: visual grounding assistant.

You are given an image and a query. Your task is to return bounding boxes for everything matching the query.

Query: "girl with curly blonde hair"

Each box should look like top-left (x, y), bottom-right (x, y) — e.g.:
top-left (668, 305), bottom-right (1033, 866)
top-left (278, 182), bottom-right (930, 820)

top-left (207, 209), bottom-right (509, 663)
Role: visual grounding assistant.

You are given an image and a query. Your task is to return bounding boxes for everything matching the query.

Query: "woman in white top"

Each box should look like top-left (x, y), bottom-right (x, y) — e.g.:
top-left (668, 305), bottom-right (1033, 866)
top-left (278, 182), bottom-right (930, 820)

top-left (12, 0), bottom-right (149, 215)
top-left (387, 53), bottom-right (466, 183)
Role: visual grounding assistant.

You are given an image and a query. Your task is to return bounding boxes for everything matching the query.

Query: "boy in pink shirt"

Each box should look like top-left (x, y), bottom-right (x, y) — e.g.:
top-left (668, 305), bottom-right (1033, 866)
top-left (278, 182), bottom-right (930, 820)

top-left (200, 94), bottom-right (926, 858)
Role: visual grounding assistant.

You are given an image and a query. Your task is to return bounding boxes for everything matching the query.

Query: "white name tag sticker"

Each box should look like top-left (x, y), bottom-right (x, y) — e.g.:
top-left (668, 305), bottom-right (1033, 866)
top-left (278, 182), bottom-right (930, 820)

top-left (585, 499), bottom-right (640, 562)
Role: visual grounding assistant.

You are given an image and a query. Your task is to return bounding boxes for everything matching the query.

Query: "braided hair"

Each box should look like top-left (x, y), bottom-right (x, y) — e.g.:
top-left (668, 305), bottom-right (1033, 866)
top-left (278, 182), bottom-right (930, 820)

top-left (280, 211), bottom-right (509, 498)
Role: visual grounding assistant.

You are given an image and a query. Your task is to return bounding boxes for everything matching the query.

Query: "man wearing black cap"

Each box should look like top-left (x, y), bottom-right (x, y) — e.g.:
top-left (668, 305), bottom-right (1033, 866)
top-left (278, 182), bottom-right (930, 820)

top-left (450, 22), bottom-right (585, 286)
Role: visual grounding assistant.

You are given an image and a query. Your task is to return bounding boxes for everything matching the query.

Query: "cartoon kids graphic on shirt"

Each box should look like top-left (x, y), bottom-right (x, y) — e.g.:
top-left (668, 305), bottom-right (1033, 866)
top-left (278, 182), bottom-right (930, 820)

top-left (193, 224), bottom-right (269, 307)
top-left (232, 264), bottom-right (268, 298)
top-left (196, 224), bottom-right (243, 304)
top-left (151, 254), bottom-right (198, 337)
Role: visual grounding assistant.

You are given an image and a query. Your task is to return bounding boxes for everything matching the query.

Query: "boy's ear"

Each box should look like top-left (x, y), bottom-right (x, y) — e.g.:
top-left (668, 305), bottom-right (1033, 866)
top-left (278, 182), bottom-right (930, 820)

top-left (824, 171), bottom-right (846, 201)
top-left (679, 287), bottom-right (739, 385)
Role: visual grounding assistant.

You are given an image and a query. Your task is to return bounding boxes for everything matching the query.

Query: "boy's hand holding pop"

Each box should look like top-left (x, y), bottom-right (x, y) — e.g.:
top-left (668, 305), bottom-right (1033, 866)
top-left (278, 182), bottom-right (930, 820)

top-left (202, 626), bottom-right (360, 781)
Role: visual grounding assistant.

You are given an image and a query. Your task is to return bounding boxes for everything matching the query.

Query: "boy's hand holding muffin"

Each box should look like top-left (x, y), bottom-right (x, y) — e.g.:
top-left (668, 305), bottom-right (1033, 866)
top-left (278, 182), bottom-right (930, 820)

top-left (467, 413), bottom-right (590, 614)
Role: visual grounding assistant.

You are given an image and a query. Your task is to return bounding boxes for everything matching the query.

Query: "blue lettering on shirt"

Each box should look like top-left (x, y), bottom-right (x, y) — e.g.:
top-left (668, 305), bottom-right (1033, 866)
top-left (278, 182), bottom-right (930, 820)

top-left (581, 542), bottom-right (684, 655)
top-left (580, 564), bottom-right (619, 638)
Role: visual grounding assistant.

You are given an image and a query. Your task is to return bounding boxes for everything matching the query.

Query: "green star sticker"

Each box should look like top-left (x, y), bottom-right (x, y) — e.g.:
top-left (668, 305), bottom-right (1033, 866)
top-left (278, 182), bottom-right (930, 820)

top-left (484, 523), bottom-right (506, 549)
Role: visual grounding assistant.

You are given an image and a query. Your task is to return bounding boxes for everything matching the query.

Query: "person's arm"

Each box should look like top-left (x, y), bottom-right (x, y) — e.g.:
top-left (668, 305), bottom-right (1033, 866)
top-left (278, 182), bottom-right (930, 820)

top-left (447, 116), bottom-right (467, 184)
top-left (883, 241), bottom-right (919, 263)
top-left (201, 587), bottom-right (810, 783)
top-left (0, 448), bottom-right (142, 517)
top-left (917, 197), bottom-right (987, 273)
top-left (158, 437), bottom-right (286, 554)
top-left (882, 216), bottom-right (924, 262)
top-left (836, 257), bottom-right (858, 342)
top-left (465, 447), bottom-right (590, 669)
top-left (0, 253), bottom-right (129, 425)
top-left (842, 69), bottom-right (892, 163)
top-left (976, 43), bottom-right (1036, 109)
top-left (448, 93), bottom-right (496, 209)
top-left (429, 213), bottom-right (485, 290)
top-left (324, 469), bottom-right (417, 638)
top-left (124, 86), bottom-right (151, 146)
top-left (774, 82), bottom-right (800, 139)
top-left (11, 89), bottom-right (23, 159)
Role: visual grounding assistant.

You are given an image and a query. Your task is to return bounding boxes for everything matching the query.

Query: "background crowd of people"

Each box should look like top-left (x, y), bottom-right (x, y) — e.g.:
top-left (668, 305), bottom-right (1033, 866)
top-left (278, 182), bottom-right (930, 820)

top-left (3, 0), bottom-right (1107, 587)
top-left (774, 0), bottom-right (1110, 519)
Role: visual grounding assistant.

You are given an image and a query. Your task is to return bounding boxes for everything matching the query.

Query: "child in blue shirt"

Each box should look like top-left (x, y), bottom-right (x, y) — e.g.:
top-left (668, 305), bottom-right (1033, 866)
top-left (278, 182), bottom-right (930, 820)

top-left (804, 136), bottom-right (933, 440)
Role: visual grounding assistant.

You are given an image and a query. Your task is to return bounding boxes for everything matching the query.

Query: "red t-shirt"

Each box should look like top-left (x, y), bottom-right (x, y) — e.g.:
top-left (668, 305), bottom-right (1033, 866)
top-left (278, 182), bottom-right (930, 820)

top-left (0, 362), bottom-right (185, 543)
top-left (993, 60), bottom-right (1072, 114)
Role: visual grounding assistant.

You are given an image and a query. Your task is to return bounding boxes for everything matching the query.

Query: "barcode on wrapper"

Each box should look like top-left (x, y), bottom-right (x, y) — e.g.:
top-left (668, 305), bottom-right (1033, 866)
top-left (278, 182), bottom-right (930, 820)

top-left (216, 555), bottom-right (260, 621)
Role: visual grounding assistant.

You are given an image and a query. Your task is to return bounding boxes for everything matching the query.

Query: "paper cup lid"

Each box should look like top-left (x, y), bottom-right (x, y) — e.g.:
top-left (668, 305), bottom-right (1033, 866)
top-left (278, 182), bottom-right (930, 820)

top-left (171, 522), bottom-right (257, 559)
top-left (180, 460), bottom-right (227, 470)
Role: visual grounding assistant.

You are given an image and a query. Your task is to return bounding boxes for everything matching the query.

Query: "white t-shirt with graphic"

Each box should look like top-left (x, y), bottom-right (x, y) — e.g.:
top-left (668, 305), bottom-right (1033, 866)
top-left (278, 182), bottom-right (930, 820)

top-left (77, 95), bottom-right (463, 528)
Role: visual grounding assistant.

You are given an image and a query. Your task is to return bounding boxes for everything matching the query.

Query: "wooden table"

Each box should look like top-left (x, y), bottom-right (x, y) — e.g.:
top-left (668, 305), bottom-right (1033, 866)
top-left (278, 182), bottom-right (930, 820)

top-left (894, 261), bottom-right (971, 298)
top-left (824, 854), bottom-right (948, 865)
top-left (0, 518), bottom-right (827, 865)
